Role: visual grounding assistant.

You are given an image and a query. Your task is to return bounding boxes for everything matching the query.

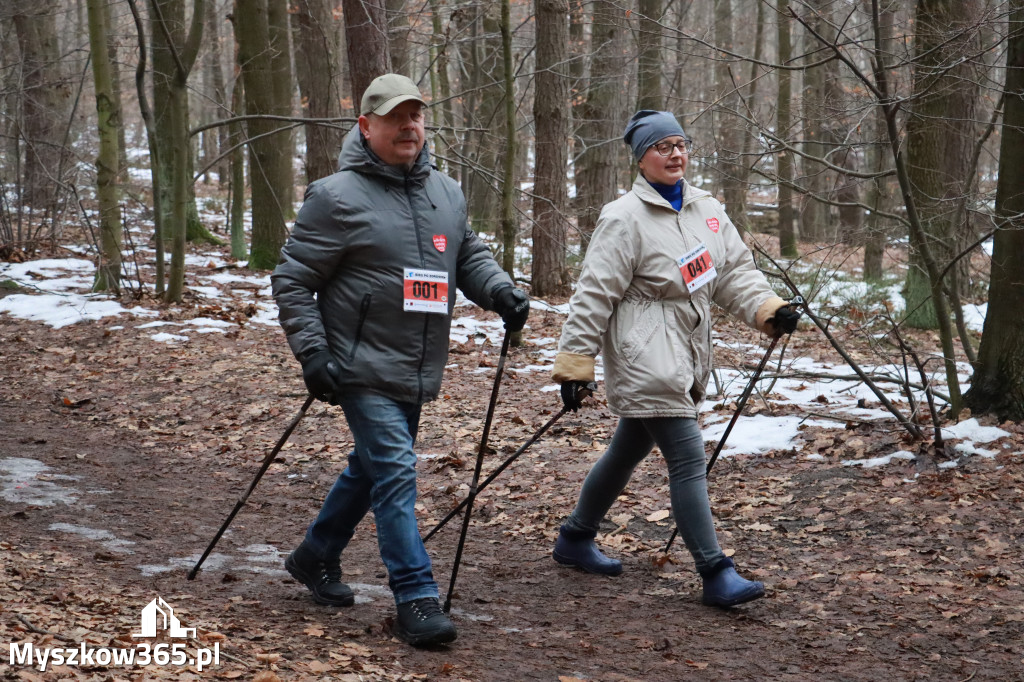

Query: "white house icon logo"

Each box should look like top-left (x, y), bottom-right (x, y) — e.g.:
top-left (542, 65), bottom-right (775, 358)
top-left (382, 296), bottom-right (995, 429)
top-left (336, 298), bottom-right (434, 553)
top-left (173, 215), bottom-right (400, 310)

top-left (132, 597), bottom-right (197, 638)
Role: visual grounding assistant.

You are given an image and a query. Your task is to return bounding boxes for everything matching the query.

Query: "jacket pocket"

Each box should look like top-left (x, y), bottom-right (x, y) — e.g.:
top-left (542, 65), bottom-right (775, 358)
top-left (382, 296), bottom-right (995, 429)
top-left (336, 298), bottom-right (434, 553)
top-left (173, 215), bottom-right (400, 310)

top-left (618, 300), bottom-right (663, 364)
top-left (346, 293), bottom-right (373, 364)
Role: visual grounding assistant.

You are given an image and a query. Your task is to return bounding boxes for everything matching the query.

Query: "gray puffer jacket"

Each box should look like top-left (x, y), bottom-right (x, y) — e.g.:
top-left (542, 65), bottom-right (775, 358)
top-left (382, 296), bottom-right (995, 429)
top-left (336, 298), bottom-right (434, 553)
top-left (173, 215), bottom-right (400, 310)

top-left (272, 128), bottom-right (512, 404)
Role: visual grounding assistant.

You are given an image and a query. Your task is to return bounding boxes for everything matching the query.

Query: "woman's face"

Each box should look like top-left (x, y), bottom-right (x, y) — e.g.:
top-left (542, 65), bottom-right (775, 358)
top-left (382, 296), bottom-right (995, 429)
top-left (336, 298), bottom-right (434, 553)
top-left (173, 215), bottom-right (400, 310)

top-left (637, 136), bottom-right (688, 186)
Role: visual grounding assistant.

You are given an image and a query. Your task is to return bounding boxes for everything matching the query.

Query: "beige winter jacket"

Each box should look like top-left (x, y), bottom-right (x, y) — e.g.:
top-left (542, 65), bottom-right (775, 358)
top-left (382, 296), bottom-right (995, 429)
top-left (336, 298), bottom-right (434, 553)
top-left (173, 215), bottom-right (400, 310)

top-left (552, 175), bottom-right (787, 418)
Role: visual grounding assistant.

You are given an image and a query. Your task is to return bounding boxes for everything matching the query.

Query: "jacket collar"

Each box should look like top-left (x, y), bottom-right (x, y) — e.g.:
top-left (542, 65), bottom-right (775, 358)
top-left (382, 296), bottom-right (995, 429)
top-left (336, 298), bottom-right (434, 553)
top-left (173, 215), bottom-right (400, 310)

top-left (336, 127), bottom-right (432, 184)
top-left (632, 174), bottom-right (710, 210)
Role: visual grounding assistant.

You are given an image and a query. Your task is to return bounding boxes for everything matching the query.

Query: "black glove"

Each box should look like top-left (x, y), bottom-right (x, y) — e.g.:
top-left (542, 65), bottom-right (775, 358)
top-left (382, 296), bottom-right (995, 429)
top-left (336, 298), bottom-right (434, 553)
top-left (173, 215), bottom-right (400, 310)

top-left (492, 285), bottom-right (530, 331)
top-left (770, 304), bottom-right (802, 337)
top-left (300, 348), bottom-right (342, 403)
top-left (560, 381), bottom-right (597, 412)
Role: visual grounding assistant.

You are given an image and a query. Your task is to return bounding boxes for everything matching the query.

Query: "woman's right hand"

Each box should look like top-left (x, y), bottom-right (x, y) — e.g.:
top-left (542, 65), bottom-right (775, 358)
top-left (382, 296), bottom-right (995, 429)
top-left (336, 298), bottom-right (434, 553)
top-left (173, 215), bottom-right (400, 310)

top-left (560, 381), bottom-right (597, 412)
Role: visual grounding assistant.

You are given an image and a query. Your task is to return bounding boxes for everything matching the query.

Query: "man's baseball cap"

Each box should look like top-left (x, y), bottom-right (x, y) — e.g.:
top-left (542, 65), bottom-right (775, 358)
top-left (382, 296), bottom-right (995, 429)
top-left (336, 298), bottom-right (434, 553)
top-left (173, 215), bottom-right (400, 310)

top-left (360, 74), bottom-right (427, 116)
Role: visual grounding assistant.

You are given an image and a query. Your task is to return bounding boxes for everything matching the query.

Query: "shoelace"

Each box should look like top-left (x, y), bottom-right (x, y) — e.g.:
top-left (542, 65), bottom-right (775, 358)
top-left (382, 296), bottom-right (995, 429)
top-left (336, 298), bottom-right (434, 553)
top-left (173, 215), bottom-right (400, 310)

top-left (410, 598), bottom-right (443, 621)
top-left (317, 563), bottom-right (342, 585)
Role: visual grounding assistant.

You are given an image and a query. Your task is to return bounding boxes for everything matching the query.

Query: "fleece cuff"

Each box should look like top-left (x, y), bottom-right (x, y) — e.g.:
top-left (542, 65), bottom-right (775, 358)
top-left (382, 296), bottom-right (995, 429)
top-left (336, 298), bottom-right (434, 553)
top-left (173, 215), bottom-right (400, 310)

top-left (551, 352), bottom-right (596, 383)
top-left (755, 296), bottom-right (789, 336)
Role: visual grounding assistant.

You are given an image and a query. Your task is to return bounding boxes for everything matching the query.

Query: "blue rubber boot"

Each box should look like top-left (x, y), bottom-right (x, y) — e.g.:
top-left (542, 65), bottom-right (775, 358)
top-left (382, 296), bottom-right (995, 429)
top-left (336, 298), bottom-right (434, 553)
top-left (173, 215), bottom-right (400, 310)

top-left (552, 526), bottom-right (623, 576)
top-left (700, 557), bottom-right (765, 607)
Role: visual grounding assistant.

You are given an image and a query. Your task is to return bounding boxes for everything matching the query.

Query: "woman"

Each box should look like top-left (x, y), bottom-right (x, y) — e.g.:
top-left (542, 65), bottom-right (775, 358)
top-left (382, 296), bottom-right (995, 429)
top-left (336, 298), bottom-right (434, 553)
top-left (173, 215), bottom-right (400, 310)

top-left (550, 110), bottom-right (800, 607)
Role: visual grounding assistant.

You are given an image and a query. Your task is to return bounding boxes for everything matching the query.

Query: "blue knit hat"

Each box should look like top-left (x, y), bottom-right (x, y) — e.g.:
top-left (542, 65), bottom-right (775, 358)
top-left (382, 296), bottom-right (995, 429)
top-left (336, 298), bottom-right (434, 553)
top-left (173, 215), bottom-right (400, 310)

top-left (623, 110), bottom-right (687, 160)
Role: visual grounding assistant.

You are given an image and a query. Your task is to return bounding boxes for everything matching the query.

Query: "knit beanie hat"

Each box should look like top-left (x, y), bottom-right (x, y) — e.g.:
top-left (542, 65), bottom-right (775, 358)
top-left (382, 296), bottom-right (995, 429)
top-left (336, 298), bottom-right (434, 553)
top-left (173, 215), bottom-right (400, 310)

top-left (623, 110), bottom-right (687, 160)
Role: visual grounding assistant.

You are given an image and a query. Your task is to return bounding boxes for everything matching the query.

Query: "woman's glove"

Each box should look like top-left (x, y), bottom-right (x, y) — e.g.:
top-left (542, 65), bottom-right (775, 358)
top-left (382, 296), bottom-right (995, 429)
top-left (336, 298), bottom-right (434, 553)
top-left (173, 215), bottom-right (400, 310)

top-left (299, 348), bottom-right (342, 403)
top-left (770, 304), bottom-right (802, 337)
top-left (560, 381), bottom-right (597, 412)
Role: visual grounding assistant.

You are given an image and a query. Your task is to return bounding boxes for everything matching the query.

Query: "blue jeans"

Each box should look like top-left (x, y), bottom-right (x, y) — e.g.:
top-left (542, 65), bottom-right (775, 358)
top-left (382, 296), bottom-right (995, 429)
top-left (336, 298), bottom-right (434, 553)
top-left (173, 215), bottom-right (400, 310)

top-left (563, 417), bottom-right (726, 574)
top-left (303, 391), bottom-right (437, 605)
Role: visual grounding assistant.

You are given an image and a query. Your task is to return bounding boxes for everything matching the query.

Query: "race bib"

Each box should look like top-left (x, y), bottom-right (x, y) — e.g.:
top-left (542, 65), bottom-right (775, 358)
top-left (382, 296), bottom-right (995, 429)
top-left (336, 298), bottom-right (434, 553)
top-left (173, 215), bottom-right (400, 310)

top-left (403, 269), bottom-right (449, 314)
top-left (678, 244), bottom-right (717, 293)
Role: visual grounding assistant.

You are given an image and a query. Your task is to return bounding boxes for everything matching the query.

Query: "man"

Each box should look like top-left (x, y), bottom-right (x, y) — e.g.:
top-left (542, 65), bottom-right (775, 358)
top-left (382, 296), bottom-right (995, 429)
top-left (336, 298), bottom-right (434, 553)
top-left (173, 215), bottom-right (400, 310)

top-left (271, 73), bottom-right (530, 647)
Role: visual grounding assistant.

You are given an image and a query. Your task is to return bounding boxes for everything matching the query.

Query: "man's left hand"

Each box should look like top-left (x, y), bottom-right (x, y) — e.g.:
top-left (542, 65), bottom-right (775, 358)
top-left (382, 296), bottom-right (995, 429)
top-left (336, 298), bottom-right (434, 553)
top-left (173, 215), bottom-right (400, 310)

top-left (493, 286), bottom-right (530, 331)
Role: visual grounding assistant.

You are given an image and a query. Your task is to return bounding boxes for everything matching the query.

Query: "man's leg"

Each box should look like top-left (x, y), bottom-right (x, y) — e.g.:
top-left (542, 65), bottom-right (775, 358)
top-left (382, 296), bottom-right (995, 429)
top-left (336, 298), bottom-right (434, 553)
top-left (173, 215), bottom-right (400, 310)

top-left (286, 448), bottom-right (372, 607)
top-left (338, 391), bottom-right (455, 645)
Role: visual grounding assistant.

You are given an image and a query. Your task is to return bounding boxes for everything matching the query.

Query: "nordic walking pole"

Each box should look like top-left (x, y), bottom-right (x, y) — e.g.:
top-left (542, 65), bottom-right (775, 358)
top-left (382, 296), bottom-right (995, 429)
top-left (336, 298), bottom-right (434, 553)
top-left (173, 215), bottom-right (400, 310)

top-left (663, 297), bottom-right (802, 553)
top-left (423, 405), bottom-right (570, 543)
top-left (443, 329), bottom-right (511, 613)
top-left (188, 394), bottom-right (316, 580)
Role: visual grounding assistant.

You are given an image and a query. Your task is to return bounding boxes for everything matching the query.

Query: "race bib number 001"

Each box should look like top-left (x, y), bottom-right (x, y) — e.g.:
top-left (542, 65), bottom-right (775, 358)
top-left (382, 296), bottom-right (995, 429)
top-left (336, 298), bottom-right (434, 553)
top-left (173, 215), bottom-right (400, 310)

top-left (404, 269), bottom-right (449, 314)
top-left (678, 244), bottom-right (717, 293)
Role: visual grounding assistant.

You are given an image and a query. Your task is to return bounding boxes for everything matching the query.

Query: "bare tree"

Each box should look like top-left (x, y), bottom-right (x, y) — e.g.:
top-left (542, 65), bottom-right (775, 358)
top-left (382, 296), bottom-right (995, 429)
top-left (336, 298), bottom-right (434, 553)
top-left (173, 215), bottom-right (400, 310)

top-left (342, 0), bottom-right (390, 106)
top-left (86, 0), bottom-right (122, 293)
top-left (965, 0), bottom-right (1024, 420)
top-left (9, 0), bottom-right (70, 216)
top-left (293, 0), bottom-right (344, 182)
top-left (531, 0), bottom-right (571, 296)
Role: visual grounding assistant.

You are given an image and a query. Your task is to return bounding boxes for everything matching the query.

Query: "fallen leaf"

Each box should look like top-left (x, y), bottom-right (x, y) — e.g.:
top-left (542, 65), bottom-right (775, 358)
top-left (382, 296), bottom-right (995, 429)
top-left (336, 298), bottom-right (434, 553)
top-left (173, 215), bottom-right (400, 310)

top-left (646, 509), bottom-right (671, 522)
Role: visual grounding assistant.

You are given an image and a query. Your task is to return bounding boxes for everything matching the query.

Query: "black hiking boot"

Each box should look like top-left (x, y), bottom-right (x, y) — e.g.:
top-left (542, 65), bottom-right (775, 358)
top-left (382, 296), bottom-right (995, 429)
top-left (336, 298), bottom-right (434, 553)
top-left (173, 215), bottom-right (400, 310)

top-left (393, 597), bottom-right (457, 647)
top-left (285, 543), bottom-right (355, 607)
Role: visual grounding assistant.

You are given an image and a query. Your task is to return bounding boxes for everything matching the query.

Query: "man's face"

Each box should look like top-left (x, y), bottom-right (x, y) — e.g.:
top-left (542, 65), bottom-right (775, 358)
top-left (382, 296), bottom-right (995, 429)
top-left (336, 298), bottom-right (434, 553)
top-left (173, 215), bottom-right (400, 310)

top-left (358, 100), bottom-right (426, 169)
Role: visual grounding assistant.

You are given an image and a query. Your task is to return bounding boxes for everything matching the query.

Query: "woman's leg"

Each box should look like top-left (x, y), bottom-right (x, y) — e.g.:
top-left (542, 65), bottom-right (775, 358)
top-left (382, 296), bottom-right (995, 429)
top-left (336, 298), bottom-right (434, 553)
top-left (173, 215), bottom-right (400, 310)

top-left (644, 417), bottom-right (725, 574)
top-left (562, 417), bottom-right (655, 534)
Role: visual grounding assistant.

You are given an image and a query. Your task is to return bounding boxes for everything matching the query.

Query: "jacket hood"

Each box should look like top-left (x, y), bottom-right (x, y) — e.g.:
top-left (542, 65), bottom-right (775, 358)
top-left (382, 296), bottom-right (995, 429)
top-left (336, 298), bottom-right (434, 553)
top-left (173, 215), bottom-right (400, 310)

top-left (336, 127), bottom-right (431, 183)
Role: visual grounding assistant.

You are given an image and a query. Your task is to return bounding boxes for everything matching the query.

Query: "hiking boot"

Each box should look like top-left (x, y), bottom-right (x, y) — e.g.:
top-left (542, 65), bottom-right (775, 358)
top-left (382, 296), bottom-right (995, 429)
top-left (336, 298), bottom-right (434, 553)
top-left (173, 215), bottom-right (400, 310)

top-left (701, 557), bottom-right (765, 608)
top-left (552, 526), bottom-right (623, 576)
top-left (393, 597), bottom-right (457, 647)
top-left (285, 543), bottom-right (355, 607)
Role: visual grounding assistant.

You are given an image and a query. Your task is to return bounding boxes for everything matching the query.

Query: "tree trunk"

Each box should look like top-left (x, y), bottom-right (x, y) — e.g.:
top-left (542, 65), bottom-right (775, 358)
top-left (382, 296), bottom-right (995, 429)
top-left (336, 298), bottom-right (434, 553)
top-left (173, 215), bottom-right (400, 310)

top-left (105, 0), bottom-right (129, 184)
top-left (713, 0), bottom-right (746, 226)
top-left (11, 0), bottom-right (70, 214)
top-left (636, 0), bottom-right (662, 111)
top-left (149, 0), bottom-right (206, 302)
top-left (964, 0), bottom-right (1024, 420)
top-left (575, 0), bottom-right (622, 248)
top-left (386, 0), bottom-right (410, 75)
top-left (531, 0), bottom-right (570, 297)
top-left (904, 0), bottom-right (980, 329)
top-left (87, 0), bottom-right (122, 293)
top-left (499, 0), bottom-right (516, 276)
top-left (427, 0), bottom-right (453, 175)
top-left (342, 0), bottom-right (390, 107)
top-left (228, 38), bottom-right (247, 259)
top-left (863, 1), bottom-right (895, 282)
top-left (466, 4), bottom-right (503, 234)
top-left (293, 0), bottom-right (343, 183)
top-left (799, 0), bottom-right (836, 242)
top-left (776, 3), bottom-right (797, 257)
top-left (202, 0), bottom-right (227, 185)
top-left (236, 0), bottom-right (291, 269)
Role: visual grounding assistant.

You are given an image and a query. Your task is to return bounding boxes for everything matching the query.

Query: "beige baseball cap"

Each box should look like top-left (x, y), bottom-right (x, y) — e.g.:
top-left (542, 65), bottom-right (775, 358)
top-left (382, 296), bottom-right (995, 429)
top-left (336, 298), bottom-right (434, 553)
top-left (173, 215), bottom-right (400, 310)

top-left (360, 74), bottom-right (427, 116)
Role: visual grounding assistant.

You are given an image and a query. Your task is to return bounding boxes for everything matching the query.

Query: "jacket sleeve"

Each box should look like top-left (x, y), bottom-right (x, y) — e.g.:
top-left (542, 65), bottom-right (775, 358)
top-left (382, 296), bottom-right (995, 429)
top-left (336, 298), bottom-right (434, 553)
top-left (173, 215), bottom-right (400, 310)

top-left (270, 180), bottom-right (348, 360)
top-left (552, 207), bottom-right (639, 382)
top-left (452, 199), bottom-right (513, 310)
top-left (708, 203), bottom-right (786, 334)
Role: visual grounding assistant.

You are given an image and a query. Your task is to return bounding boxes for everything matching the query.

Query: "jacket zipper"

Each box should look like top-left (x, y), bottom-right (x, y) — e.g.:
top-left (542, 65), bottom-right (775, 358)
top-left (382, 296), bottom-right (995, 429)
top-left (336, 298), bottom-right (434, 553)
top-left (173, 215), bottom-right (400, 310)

top-left (406, 178), bottom-right (430, 403)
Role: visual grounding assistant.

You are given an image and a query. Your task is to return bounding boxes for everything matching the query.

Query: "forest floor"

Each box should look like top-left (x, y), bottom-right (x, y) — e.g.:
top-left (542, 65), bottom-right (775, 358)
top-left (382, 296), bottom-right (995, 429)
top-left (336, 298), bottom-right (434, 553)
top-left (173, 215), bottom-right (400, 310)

top-left (2, 233), bottom-right (1024, 682)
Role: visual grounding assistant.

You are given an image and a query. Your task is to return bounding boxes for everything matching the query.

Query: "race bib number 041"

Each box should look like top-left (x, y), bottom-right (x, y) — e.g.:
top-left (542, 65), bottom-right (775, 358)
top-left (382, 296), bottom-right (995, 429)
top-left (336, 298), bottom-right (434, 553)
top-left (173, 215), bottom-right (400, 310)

top-left (678, 244), bottom-right (717, 293)
top-left (404, 269), bottom-right (449, 314)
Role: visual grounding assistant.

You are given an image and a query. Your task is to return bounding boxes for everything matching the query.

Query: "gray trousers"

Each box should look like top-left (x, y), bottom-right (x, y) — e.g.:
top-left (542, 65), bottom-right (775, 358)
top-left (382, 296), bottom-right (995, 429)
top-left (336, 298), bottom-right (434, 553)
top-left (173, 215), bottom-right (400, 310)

top-left (563, 416), bottom-right (726, 574)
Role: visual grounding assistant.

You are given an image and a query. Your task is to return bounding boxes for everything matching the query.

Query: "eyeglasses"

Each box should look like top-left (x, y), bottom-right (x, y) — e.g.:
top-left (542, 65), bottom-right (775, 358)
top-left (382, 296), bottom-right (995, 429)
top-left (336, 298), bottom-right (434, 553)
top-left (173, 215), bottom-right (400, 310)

top-left (653, 139), bottom-right (693, 156)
